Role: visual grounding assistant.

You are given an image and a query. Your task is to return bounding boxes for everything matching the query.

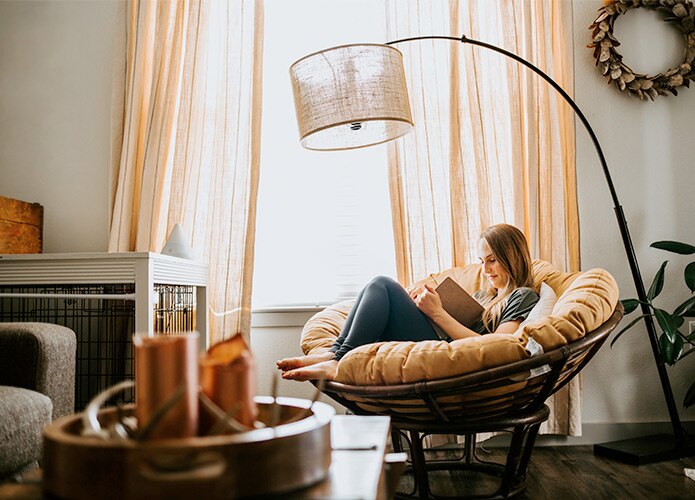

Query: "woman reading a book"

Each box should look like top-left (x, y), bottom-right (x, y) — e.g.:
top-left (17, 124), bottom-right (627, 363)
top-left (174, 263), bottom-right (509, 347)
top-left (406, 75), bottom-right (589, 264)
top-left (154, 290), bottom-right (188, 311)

top-left (277, 223), bottom-right (539, 381)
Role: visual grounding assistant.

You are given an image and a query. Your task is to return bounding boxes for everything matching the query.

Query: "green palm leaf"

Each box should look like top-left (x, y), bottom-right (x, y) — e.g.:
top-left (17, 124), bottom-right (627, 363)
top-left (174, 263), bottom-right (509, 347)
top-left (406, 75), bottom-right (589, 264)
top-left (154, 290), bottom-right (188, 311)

top-left (651, 241), bottom-right (695, 255)
top-left (658, 334), bottom-right (683, 365)
top-left (685, 262), bottom-right (695, 293)
top-left (681, 347), bottom-right (695, 359)
top-left (647, 261), bottom-right (668, 300)
top-left (620, 298), bottom-right (641, 314)
top-left (610, 314), bottom-right (648, 348)
top-left (674, 296), bottom-right (695, 317)
top-left (654, 308), bottom-right (679, 343)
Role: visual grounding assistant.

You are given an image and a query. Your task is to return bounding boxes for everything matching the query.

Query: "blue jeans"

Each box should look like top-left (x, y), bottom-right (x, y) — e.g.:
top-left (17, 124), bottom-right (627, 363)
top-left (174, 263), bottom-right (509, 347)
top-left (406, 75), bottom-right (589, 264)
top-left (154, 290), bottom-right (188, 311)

top-left (330, 276), bottom-right (439, 360)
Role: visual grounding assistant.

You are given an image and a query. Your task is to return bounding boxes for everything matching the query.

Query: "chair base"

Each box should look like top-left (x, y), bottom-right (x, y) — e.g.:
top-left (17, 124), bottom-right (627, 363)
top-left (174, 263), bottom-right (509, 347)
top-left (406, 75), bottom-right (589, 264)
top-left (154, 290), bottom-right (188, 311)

top-left (391, 405), bottom-right (550, 499)
top-left (394, 456), bottom-right (528, 500)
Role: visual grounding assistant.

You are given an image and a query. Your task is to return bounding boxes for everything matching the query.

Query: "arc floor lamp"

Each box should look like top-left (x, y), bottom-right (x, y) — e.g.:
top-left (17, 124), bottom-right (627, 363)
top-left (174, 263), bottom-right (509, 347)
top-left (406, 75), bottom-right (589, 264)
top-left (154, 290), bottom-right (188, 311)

top-left (289, 35), bottom-right (694, 464)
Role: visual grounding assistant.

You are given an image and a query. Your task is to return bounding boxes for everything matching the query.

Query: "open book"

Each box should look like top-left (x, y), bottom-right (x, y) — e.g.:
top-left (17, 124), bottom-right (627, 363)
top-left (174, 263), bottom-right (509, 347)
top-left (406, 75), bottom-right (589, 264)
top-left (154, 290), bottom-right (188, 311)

top-left (428, 276), bottom-right (485, 339)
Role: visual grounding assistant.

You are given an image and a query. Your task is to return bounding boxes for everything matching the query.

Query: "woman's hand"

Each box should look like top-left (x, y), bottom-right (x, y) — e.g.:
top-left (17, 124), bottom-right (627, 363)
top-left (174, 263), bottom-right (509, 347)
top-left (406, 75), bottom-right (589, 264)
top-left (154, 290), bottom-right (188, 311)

top-left (415, 284), bottom-right (445, 319)
top-left (409, 286), bottom-right (423, 301)
top-left (416, 284), bottom-right (481, 340)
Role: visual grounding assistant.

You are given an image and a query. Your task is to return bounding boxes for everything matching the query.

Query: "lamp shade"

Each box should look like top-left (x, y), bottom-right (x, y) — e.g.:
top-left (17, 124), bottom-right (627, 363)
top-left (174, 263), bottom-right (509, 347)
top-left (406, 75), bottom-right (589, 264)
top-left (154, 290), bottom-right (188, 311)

top-left (290, 44), bottom-right (413, 150)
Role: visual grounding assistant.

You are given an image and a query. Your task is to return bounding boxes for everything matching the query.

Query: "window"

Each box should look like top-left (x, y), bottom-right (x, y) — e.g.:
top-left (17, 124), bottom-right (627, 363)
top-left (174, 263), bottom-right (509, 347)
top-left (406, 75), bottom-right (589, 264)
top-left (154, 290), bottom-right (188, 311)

top-left (252, 0), bottom-right (397, 308)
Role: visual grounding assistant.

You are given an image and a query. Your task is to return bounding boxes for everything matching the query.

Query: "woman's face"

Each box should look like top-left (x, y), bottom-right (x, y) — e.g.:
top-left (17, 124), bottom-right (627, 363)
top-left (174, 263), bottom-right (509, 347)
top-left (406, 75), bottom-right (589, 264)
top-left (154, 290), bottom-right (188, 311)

top-left (478, 239), bottom-right (509, 291)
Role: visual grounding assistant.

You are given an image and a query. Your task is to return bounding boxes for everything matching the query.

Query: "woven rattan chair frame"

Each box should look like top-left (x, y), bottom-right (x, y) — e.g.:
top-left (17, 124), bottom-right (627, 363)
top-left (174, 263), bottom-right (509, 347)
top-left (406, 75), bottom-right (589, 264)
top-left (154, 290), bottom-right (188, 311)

top-left (316, 304), bottom-right (624, 499)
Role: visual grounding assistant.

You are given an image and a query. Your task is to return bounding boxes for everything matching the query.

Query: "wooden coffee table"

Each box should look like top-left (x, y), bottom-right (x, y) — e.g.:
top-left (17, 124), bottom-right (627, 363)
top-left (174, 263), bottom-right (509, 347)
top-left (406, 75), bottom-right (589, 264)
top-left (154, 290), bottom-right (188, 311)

top-left (0, 415), bottom-right (394, 499)
top-left (293, 415), bottom-right (393, 499)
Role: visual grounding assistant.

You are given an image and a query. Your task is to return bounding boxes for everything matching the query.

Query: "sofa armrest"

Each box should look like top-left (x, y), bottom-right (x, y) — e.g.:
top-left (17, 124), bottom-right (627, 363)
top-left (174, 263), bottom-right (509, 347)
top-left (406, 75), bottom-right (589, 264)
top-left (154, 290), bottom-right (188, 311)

top-left (0, 323), bottom-right (76, 419)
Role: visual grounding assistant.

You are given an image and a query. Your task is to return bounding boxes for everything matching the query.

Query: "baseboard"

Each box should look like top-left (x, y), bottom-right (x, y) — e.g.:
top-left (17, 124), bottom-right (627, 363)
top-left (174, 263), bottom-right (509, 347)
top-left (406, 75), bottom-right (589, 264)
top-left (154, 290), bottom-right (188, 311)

top-left (483, 421), bottom-right (695, 447)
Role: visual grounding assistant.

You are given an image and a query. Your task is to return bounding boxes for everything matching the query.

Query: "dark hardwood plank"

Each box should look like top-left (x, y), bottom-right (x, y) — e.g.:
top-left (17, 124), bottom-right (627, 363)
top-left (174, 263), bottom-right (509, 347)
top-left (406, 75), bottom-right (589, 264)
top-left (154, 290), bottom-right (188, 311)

top-left (396, 445), bottom-right (695, 499)
top-left (522, 446), bottom-right (695, 500)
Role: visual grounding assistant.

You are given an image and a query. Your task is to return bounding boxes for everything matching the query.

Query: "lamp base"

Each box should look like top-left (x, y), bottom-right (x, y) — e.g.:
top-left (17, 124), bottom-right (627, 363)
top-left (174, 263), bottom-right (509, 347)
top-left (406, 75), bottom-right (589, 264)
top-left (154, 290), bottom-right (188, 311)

top-left (593, 433), bottom-right (695, 465)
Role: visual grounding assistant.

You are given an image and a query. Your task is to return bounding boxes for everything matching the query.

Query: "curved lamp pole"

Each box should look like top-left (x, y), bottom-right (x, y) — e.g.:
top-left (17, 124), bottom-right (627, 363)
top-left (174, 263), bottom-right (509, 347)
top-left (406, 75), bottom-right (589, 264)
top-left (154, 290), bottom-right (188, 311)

top-left (290, 34), bottom-right (692, 462)
top-left (420, 36), bottom-right (692, 462)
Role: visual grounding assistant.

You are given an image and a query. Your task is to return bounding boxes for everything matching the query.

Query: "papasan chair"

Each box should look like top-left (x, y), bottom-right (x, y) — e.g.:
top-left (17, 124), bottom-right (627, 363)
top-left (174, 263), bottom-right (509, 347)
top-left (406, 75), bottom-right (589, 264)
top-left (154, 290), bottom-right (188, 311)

top-left (298, 259), bottom-right (623, 499)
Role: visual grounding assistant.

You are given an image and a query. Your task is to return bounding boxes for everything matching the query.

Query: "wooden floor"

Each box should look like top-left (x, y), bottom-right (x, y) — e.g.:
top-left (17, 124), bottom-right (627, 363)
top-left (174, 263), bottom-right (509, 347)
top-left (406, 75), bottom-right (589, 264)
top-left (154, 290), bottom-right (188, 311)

top-left (396, 445), bottom-right (695, 499)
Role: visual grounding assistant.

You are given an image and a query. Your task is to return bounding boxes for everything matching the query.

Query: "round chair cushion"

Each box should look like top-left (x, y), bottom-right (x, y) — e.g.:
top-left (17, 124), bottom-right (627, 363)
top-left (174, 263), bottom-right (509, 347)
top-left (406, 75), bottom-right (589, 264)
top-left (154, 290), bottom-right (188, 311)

top-left (300, 260), bottom-right (619, 385)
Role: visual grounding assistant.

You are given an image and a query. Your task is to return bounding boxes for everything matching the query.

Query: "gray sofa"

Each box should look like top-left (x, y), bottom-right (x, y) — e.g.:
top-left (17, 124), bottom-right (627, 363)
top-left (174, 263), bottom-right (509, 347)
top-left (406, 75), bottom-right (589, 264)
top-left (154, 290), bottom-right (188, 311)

top-left (0, 323), bottom-right (76, 481)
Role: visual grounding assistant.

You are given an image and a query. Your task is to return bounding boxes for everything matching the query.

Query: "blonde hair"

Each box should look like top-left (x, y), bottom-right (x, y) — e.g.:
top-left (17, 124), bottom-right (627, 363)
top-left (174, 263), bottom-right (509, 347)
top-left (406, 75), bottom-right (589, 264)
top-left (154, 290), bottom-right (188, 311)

top-left (477, 224), bottom-right (534, 332)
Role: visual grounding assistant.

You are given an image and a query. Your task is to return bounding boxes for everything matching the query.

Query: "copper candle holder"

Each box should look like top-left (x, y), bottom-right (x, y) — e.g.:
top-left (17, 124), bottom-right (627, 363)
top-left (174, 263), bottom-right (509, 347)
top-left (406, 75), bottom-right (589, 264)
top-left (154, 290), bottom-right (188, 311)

top-left (134, 332), bottom-right (199, 439)
top-left (199, 334), bottom-right (258, 431)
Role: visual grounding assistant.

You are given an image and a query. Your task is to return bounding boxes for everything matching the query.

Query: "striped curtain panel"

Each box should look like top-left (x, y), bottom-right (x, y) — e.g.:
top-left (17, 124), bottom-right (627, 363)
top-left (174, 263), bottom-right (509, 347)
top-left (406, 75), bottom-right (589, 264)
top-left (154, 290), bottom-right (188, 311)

top-left (386, 0), bottom-right (580, 435)
top-left (109, 0), bottom-right (264, 345)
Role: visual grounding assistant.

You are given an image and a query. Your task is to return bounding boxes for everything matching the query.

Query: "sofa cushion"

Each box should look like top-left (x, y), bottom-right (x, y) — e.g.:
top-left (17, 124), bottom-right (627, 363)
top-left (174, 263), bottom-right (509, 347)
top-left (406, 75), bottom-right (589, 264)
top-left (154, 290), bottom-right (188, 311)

top-left (0, 386), bottom-right (52, 476)
top-left (0, 323), bottom-right (76, 419)
top-left (300, 260), bottom-right (619, 386)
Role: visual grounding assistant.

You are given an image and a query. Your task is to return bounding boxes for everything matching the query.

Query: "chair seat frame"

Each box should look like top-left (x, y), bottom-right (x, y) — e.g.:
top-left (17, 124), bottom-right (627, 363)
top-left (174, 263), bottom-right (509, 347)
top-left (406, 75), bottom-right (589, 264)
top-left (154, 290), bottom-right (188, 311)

top-left (316, 305), bottom-right (624, 499)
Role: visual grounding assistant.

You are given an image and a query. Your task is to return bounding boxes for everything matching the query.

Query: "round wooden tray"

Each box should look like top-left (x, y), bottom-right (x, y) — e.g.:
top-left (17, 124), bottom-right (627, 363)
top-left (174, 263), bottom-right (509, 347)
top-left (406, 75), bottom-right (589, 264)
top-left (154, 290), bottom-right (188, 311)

top-left (42, 396), bottom-right (334, 499)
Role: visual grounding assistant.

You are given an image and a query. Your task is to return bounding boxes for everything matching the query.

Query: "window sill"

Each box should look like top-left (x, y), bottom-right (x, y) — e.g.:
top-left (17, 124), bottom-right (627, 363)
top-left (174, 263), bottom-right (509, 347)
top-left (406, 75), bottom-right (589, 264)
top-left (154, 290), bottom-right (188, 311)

top-left (251, 304), bottom-right (326, 328)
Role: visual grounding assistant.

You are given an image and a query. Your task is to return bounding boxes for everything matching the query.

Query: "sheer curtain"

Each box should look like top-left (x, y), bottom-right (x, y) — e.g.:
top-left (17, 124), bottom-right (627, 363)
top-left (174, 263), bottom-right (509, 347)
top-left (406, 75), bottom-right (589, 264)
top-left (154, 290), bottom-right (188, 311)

top-left (109, 0), bottom-right (264, 345)
top-left (386, 0), bottom-right (580, 435)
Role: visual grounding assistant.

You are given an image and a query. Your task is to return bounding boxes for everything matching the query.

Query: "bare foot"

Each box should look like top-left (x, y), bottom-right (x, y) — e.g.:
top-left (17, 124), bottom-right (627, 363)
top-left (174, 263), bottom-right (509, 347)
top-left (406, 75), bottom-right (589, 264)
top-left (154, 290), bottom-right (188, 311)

top-left (276, 351), bottom-right (334, 371)
top-left (281, 360), bottom-right (339, 381)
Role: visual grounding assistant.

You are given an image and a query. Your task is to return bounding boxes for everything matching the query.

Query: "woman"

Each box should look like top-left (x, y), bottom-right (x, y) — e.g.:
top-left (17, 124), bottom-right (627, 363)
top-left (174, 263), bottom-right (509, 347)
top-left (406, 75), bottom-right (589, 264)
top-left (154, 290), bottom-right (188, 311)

top-left (277, 224), bottom-right (539, 381)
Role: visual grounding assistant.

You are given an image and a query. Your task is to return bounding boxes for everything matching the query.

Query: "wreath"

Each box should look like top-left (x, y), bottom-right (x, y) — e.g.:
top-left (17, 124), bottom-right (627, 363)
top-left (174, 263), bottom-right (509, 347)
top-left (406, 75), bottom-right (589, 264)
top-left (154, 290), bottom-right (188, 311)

top-left (588, 0), bottom-right (695, 100)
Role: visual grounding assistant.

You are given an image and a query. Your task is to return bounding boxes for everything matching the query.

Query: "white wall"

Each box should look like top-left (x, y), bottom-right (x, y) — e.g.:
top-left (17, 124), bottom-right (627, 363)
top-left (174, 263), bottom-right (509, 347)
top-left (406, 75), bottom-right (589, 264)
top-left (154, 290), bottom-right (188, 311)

top-left (0, 0), bottom-right (122, 253)
top-left (573, 0), bottom-right (695, 428)
top-left (251, 309), bottom-right (346, 413)
top-left (1, 0), bottom-right (693, 438)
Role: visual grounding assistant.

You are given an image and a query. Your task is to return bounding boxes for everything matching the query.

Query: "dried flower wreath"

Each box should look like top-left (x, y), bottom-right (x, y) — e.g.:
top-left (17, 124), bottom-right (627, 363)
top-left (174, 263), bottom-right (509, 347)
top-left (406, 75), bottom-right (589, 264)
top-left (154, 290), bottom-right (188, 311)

top-left (588, 0), bottom-right (695, 100)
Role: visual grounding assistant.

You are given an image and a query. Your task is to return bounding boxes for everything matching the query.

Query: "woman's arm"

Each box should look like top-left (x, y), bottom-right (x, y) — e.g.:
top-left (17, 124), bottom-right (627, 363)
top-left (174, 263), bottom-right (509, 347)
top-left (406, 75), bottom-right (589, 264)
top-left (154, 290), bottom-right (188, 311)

top-left (415, 284), bottom-right (480, 340)
top-left (416, 285), bottom-right (522, 339)
top-left (426, 309), bottom-right (481, 340)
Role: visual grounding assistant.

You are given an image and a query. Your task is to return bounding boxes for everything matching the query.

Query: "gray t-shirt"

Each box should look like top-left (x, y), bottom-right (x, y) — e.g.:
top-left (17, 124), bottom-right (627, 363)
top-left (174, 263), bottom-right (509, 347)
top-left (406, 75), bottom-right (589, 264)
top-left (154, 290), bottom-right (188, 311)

top-left (470, 287), bottom-right (539, 334)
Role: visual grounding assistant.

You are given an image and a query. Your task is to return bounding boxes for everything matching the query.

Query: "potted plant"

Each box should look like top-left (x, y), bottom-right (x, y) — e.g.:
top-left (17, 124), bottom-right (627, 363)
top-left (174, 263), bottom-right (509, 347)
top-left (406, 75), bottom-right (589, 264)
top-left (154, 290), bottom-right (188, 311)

top-left (611, 240), bottom-right (695, 407)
